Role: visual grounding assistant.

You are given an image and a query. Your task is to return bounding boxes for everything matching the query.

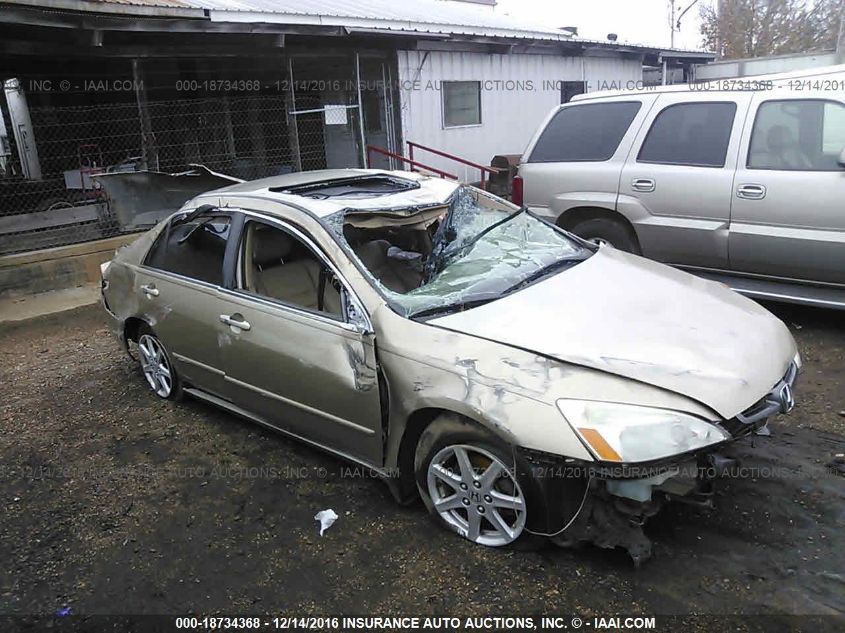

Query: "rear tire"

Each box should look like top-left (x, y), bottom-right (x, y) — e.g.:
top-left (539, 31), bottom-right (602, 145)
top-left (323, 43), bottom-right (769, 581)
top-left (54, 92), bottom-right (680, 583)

top-left (414, 415), bottom-right (543, 549)
top-left (569, 217), bottom-right (640, 254)
top-left (136, 324), bottom-right (182, 401)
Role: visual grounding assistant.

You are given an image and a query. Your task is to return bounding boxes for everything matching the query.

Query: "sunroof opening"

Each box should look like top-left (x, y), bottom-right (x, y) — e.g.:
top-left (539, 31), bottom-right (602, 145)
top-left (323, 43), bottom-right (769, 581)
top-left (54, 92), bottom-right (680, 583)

top-left (271, 175), bottom-right (421, 200)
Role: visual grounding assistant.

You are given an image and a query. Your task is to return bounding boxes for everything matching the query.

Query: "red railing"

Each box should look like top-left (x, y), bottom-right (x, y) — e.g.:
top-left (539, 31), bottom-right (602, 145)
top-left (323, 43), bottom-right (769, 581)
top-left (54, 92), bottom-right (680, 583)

top-left (407, 141), bottom-right (500, 190)
top-left (366, 145), bottom-right (458, 180)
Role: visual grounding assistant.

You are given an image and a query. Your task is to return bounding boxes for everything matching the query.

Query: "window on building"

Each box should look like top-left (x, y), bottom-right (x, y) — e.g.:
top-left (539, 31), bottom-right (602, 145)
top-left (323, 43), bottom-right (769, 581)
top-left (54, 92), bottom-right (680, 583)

top-left (145, 214), bottom-right (231, 285)
top-left (638, 102), bottom-right (737, 168)
top-left (528, 101), bottom-right (641, 163)
top-left (442, 81), bottom-right (481, 128)
top-left (561, 81), bottom-right (586, 103)
top-left (748, 99), bottom-right (845, 171)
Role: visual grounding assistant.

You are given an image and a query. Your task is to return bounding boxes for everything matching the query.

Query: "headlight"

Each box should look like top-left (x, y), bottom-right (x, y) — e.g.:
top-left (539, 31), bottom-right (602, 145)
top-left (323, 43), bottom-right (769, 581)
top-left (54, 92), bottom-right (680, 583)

top-left (556, 399), bottom-right (730, 463)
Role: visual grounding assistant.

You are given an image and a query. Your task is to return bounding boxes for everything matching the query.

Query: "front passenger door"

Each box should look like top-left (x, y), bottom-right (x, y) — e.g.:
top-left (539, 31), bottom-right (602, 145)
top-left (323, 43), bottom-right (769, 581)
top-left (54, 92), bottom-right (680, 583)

top-left (216, 215), bottom-right (384, 464)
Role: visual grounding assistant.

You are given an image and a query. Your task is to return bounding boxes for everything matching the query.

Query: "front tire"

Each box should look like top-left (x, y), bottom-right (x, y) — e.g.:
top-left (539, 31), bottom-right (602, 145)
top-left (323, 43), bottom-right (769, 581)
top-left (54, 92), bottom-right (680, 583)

top-left (136, 324), bottom-right (182, 400)
top-left (415, 415), bottom-right (539, 548)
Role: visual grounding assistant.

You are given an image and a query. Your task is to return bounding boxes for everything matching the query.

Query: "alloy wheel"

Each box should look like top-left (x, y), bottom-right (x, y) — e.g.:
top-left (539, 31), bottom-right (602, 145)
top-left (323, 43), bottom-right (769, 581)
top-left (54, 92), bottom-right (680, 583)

top-left (426, 444), bottom-right (526, 546)
top-left (138, 334), bottom-right (173, 398)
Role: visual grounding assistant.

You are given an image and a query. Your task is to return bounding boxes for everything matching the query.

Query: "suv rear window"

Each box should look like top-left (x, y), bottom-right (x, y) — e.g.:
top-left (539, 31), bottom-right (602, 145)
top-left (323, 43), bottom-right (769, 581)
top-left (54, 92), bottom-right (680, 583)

top-left (528, 101), bottom-right (641, 163)
top-left (638, 102), bottom-right (737, 168)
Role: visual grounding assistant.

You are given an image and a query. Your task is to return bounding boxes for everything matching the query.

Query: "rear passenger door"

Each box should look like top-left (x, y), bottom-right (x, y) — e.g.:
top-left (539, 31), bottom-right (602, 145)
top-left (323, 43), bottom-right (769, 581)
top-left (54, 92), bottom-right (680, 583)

top-left (619, 93), bottom-right (752, 268)
top-left (215, 212), bottom-right (384, 464)
top-left (136, 210), bottom-right (235, 395)
top-left (729, 95), bottom-right (845, 284)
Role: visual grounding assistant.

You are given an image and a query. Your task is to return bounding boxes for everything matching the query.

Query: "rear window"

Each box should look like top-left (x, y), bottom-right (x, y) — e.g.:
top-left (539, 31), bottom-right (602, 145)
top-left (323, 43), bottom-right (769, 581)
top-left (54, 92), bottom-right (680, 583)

top-left (528, 101), bottom-right (641, 163)
top-left (638, 102), bottom-right (737, 168)
top-left (145, 215), bottom-right (231, 285)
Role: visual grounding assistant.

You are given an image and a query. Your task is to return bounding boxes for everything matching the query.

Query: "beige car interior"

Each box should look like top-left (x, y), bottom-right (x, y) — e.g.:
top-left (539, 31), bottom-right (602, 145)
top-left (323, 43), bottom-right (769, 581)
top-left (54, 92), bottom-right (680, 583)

top-left (340, 192), bottom-right (515, 296)
top-left (243, 223), bottom-right (342, 316)
top-left (342, 206), bottom-right (446, 294)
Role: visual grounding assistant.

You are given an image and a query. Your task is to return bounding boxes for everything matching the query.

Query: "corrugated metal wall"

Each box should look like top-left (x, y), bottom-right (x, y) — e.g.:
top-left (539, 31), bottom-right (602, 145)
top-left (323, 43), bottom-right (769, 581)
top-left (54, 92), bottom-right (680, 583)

top-left (397, 50), bottom-right (642, 179)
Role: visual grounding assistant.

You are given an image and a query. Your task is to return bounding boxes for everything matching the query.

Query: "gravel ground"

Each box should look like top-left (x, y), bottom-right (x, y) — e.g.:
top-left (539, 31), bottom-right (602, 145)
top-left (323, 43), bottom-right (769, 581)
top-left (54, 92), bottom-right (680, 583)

top-left (0, 301), bottom-right (843, 630)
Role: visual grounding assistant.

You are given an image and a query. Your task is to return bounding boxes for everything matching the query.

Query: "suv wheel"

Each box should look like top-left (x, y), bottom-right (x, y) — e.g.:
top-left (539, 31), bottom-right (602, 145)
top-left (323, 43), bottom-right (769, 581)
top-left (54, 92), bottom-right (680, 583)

top-left (570, 217), bottom-right (640, 254)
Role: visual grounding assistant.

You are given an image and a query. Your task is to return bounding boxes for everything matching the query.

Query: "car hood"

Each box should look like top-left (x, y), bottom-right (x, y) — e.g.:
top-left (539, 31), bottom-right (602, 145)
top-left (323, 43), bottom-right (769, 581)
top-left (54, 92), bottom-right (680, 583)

top-left (429, 247), bottom-right (797, 419)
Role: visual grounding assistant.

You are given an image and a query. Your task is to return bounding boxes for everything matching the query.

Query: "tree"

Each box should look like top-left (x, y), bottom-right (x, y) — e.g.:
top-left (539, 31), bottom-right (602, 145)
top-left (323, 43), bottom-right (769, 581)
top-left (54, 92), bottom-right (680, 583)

top-left (699, 0), bottom-right (843, 59)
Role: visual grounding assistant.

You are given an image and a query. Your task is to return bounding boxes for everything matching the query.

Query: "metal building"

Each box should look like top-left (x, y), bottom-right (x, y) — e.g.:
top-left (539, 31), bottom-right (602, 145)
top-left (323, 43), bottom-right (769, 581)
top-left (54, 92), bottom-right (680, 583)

top-left (0, 0), bottom-right (713, 254)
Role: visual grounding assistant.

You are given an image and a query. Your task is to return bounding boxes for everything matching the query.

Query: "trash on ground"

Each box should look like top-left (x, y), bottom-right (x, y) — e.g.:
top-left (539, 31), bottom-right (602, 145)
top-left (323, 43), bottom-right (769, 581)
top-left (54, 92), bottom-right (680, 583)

top-left (314, 509), bottom-right (339, 536)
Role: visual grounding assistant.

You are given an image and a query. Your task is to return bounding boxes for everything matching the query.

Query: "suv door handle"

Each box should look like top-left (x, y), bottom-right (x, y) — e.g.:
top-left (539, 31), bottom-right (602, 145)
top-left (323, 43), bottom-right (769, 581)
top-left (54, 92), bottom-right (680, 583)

top-left (220, 314), bottom-right (251, 331)
top-left (631, 178), bottom-right (655, 192)
top-left (141, 284), bottom-right (159, 297)
top-left (737, 184), bottom-right (766, 200)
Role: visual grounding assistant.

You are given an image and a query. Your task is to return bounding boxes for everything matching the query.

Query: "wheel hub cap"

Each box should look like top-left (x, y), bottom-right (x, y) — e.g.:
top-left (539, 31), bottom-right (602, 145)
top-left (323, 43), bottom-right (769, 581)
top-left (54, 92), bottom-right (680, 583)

top-left (427, 444), bottom-right (526, 546)
top-left (138, 334), bottom-right (173, 398)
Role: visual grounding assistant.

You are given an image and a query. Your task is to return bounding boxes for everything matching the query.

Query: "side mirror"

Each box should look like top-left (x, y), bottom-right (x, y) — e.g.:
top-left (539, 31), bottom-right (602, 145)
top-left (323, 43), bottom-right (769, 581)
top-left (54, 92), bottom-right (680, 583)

top-left (838, 147), bottom-right (845, 169)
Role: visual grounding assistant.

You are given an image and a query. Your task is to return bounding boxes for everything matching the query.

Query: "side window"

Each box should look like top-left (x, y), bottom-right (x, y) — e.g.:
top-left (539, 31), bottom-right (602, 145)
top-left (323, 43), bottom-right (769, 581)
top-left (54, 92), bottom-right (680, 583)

top-left (748, 99), bottom-right (845, 171)
top-left (144, 214), bottom-right (231, 285)
top-left (239, 221), bottom-right (343, 319)
top-left (528, 101), bottom-right (641, 163)
top-left (638, 102), bottom-right (737, 168)
top-left (822, 101), bottom-right (845, 154)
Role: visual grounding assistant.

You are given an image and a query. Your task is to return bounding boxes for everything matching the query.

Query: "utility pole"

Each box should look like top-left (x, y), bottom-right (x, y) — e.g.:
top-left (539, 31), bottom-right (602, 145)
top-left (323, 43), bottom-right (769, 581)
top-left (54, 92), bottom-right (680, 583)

top-left (670, 0), bottom-right (676, 48)
top-left (669, 0), bottom-right (702, 48)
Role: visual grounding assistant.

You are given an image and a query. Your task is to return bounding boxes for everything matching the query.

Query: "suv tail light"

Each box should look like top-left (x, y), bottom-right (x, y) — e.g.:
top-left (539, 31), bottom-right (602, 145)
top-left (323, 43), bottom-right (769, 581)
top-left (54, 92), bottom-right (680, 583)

top-left (511, 174), bottom-right (524, 207)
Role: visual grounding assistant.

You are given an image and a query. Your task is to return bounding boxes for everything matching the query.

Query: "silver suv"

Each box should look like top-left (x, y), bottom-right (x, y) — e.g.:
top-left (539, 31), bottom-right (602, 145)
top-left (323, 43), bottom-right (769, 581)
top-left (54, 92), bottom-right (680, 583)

top-left (515, 66), bottom-right (845, 309)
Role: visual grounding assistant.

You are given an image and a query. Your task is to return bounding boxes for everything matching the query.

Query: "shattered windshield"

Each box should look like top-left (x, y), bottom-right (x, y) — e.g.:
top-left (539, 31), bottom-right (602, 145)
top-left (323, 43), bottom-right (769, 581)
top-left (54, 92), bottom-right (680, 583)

top-left (326, 185), bottom-right (590, 318)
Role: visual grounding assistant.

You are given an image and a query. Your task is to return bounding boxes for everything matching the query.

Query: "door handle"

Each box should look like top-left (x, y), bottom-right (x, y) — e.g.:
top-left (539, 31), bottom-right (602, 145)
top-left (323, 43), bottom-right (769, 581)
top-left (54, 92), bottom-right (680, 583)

top-left (141, 284), bottom-right (159, 297)
top-left (631, 178), bottom-right (655, 192)
top-left (736, 184), bottom-right (766, 200)
top-left (220, 314), bottom-right (251, 331)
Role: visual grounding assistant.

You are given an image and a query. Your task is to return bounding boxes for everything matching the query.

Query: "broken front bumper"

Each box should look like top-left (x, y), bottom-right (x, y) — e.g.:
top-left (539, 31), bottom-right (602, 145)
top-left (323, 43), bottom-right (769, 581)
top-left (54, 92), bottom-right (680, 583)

top-left (522, 446), bottom-right (733, 565)
top-left (518, 361), bottom-right (799, 564)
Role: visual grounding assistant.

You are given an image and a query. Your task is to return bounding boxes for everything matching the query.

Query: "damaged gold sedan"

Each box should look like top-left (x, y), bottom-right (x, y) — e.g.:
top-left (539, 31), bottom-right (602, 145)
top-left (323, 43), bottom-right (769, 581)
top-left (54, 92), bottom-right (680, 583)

top-left (101, 169), bottom-right (800, 564)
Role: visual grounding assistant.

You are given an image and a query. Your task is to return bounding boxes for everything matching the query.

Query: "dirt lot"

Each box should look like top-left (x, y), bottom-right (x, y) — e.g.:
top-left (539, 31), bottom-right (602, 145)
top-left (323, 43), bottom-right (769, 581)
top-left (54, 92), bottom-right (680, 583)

top-left (1, 301), bottom-right (843, 630)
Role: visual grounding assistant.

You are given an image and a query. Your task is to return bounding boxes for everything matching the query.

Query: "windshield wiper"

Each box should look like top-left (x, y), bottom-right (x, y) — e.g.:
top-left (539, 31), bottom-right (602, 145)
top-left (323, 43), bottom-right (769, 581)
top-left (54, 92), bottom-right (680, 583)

top-left (409, 298), bottom-right (495, 320)
top-left (501, 257), bottom-right (585, 295)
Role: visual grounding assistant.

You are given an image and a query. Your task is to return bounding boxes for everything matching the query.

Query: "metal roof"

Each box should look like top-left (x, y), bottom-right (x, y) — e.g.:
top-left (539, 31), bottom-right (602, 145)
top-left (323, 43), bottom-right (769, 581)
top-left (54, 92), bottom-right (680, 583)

top-left (3, 0), bottom-right (712, 54)
top-left (182, 0), bottom-right (575, 42)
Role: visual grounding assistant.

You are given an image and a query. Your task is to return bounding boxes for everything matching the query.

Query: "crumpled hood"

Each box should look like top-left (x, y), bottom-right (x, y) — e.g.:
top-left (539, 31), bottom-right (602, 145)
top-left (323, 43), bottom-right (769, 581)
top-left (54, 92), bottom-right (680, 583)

top-left (430, 247), bottom-right (797, 419)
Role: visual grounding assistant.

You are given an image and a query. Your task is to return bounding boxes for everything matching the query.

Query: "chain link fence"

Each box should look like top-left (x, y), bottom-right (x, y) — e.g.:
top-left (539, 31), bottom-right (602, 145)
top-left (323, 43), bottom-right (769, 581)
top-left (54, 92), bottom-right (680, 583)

top-left (0, 53), bottom-right (389, 256)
